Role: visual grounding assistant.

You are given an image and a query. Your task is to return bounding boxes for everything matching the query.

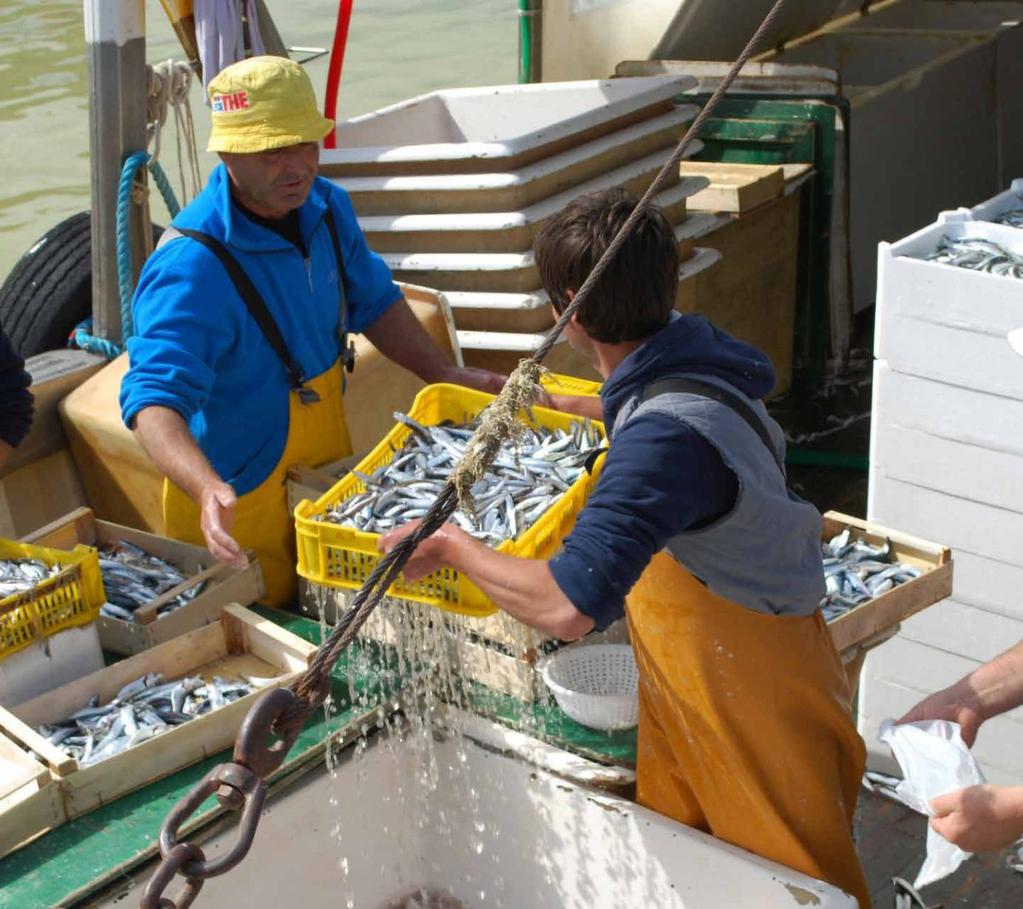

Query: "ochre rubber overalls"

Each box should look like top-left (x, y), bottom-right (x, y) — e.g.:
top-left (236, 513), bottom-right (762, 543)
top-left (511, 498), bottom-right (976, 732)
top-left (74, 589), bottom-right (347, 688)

top-left (626, 551), bottom-right (871, 908)
top-left (163, 362), bottom-right (351, 607)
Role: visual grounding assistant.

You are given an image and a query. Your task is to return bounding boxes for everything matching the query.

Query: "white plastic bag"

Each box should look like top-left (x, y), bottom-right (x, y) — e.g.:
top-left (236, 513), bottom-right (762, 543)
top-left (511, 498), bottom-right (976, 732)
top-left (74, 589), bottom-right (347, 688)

top-left (878, 718), bottom-right (986, 888)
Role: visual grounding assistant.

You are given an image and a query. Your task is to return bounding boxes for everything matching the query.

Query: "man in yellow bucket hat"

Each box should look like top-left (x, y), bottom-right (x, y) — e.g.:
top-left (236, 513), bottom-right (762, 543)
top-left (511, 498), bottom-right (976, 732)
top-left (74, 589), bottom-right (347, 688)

top-left (120, 56), bottom-right (503, 607)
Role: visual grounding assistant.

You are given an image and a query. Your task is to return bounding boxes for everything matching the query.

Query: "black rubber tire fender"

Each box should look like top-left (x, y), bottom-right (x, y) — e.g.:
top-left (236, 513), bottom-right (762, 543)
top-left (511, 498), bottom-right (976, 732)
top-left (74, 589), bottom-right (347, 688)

top-left (0, 213), bottom-right (164, 358)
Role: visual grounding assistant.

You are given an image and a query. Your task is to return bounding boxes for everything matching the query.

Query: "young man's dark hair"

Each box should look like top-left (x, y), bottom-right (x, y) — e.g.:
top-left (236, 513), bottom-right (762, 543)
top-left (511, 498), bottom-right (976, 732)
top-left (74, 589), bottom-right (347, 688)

top-left (534, 187), bottom-right (679, 344)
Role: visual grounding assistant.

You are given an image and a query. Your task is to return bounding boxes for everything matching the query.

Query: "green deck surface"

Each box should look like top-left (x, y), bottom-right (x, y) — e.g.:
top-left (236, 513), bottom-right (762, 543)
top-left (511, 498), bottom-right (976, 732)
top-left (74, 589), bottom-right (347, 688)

top-left (0, 606), bottom-right (634, 909)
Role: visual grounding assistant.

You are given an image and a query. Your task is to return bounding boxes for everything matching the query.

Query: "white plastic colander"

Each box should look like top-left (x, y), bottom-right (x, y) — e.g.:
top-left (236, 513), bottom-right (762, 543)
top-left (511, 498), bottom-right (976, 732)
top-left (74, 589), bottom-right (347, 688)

top-left (539, 644), bottom-right (639, 731)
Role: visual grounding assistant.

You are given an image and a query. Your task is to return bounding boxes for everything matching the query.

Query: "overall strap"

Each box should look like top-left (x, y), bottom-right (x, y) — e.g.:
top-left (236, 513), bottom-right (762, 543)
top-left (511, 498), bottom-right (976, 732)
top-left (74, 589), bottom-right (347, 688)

top-left (322, 206), bottom-right (356, 375)
top-left (641, 376), bottom-right (785, 477)
top-left (174, 226), bottom-right (320, 403)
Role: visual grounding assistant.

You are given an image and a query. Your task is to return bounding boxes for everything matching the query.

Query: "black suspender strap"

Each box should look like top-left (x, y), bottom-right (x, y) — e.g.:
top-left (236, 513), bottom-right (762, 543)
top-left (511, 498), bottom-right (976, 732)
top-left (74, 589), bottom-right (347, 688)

top-left (641, 376), bottom-right (786, 478)
top-left (322, 207), bottom-right (356, 375)
top-left (175, 226), bottom-right (322, 403)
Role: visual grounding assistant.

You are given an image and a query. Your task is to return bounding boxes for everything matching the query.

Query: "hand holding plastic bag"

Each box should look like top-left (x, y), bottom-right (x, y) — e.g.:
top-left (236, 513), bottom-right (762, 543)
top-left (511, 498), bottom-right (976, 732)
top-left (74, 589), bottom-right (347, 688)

top-left (878, 718), bottom-right (986, 888)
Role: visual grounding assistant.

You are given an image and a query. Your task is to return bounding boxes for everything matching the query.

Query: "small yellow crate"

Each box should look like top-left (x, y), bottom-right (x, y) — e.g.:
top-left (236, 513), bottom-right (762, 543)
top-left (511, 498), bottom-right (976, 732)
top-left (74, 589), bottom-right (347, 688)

top-left (540, 372), bottom-right (602, 397)
top-left (0, 541), bottom-right (105, 661)
top-left (295, 383), bottom-right (607, 617)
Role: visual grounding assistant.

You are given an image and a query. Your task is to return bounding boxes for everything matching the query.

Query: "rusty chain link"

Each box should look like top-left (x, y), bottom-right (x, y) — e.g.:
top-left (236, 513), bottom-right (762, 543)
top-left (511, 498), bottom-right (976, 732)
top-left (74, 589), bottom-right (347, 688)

top-left (141, 4), bottom-right (788, 904)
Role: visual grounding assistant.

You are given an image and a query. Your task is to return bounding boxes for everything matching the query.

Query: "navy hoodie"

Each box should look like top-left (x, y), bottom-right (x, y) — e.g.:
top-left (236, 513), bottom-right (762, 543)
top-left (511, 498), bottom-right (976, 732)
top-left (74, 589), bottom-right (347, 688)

top-left (549, 313), bottom-right (776, 629)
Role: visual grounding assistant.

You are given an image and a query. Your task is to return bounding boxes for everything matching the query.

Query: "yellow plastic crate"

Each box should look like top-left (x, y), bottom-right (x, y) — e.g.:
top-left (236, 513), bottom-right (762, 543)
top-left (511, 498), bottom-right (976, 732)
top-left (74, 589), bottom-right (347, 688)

top-left (295, 383), bottom-right (607, 617)
top-left (0, 541), bottom-right (105, 661)
top-left (541, 372), bottom-right (602, 397)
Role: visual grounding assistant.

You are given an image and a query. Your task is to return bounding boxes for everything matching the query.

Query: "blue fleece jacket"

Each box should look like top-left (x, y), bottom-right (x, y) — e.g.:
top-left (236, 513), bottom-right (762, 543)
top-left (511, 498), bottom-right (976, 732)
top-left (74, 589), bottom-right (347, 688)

top-left (120, 165), bottom-right (402, 495)
top-left (548, 313), bottom-right (776, 629)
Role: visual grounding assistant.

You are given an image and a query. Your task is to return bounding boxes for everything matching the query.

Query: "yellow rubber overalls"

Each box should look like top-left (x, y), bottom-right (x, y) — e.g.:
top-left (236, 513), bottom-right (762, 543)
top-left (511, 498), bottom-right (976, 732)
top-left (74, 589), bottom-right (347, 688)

top-left (163, 364), bottom-right (351, 607)
top-left (627, 553), bottom-right (871, 908)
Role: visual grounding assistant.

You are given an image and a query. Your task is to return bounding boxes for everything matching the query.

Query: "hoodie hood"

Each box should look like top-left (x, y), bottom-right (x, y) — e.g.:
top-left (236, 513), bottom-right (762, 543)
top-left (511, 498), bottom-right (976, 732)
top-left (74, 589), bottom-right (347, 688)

top-left (600, 312), bottom-right (776, 426)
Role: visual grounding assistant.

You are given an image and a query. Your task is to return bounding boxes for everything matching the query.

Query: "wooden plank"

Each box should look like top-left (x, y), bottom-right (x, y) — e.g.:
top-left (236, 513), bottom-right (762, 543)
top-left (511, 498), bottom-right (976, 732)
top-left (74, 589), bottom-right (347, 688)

top-left (0, 706), bottom-right (77, 775)
top-left (132, 562), bottom-right (233, 625)
top-left (824, 511), bottom-right (953, 654)
top-left (680, 162), bottom-right (785, 213)
top-left (0, 605), bottom-right (315, 821)
top-left (0, 734), bottom-right (49, 801)
top-left (0, 779), bottom-right (66, 859)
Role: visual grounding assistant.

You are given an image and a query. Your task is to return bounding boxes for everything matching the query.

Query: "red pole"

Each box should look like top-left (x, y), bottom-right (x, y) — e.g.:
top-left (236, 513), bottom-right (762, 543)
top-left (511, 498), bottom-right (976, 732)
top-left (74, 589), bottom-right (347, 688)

top-left (323, 0), bottom-right (354, 150)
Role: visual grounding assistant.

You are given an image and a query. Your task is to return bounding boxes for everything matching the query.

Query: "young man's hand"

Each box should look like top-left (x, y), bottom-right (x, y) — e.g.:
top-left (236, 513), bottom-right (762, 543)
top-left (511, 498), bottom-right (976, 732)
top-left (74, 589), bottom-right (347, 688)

top-left (378, 520), bottom-right (472, 581)
top-left (199, 480), bottom-right (248, 569)
top-left (930, 784), bottom-right (1023, 852)
top-left (898, 683), bottom-right (985, 747)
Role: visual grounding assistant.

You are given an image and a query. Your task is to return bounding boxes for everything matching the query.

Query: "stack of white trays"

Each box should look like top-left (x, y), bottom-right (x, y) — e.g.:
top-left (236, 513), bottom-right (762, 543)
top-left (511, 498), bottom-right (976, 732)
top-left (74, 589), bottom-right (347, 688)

top-left (862, 179), bottom-right (1023, 784)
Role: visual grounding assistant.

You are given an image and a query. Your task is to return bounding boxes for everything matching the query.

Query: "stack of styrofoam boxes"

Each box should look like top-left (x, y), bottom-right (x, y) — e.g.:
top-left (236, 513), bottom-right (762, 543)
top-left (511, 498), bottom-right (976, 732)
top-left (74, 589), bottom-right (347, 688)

top-left (860, 179), bottom-right (1023, 784)
top-left (320, 77), bottom-right (724, 378)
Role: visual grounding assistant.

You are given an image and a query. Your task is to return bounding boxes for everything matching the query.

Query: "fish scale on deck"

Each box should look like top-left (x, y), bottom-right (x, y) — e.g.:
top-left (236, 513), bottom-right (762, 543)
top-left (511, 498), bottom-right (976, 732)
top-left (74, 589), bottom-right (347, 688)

top-left (321, 411), bottom-right (604, 545)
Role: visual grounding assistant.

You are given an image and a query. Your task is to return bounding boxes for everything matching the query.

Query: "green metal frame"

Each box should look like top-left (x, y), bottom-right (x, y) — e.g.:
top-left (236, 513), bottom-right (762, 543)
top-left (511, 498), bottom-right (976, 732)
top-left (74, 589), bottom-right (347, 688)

top-left (689, 95), bottom-right (847, 388)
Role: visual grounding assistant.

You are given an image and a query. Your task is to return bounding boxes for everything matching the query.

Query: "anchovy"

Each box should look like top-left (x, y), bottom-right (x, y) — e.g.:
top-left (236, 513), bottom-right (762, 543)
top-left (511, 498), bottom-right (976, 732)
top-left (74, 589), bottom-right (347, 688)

top-left (320, 412), bottom-right (604, 545)
top-left (0, 558), bottom-right (61, 598)
top-left (920, 235), bottom-right (1023, 279)
top-left (98, 540), bottom-right (208, 623)
top-left (22, 673), bottom-right (257, 767)
top-left (820, 531), bottom-right (922, 622)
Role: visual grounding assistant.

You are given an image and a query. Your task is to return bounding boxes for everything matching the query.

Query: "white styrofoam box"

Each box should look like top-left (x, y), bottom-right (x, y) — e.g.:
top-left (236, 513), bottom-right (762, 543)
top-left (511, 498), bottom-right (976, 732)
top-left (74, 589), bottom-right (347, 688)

top-left (899, 598), bottom-right (1023, 665)
top-left (325, 76), bottom-right (695, 173)
top-left (0, 624), bottom-right (104, 707)
top-left (334, 109), bottom-right (703, 216)
top-left (872, 420), bottom-right (1023, 515)
top-left (969, 177), bottom-right (1023, 224)
top-left (868, 472), bottom-right (1023, 569)
top-left (872, 361), bottom-right (1023, 454)
top-left (875, 221), bottom-right (1023, 400)
top-left (859, 643), bottom-right (1023, 785)
top-left (383, 212), bottom-right (725, 293)
top-left (447, 247), bottom-right (723, 326)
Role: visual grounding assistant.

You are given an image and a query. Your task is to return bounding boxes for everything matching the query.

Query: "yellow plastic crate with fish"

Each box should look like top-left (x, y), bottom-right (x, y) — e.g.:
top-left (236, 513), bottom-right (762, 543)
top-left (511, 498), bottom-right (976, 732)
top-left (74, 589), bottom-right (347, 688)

top-left (0, 540), bottom-right (105, 661)
top-left (294, 383), bottom-right (606, 617)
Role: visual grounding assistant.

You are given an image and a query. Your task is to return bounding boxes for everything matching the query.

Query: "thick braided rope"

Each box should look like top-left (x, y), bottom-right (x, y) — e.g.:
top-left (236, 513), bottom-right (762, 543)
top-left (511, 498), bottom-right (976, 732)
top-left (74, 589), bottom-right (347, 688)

top-left (279, 0), bottom-right (789, 732)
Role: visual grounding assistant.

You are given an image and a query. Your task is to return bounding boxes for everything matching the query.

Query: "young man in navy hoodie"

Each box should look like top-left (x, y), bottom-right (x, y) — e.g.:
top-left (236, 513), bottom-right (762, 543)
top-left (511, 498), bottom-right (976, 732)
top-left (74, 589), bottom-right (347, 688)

top-left (382, 188), bottom-right (869, 906)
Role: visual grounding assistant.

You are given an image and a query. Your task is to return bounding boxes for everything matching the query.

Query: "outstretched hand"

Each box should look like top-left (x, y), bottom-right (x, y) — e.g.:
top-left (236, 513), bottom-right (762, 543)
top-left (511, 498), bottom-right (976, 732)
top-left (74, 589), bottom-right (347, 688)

top-left (199, 480), bottom-right (248, 570)
top-left (379, 520), bottom-right (469, 582)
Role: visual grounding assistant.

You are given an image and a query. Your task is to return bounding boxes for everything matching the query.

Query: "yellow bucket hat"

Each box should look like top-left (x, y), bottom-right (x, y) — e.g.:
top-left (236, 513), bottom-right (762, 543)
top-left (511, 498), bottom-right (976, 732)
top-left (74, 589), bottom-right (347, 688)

top-left (207, 56), bottom-right (334, 154)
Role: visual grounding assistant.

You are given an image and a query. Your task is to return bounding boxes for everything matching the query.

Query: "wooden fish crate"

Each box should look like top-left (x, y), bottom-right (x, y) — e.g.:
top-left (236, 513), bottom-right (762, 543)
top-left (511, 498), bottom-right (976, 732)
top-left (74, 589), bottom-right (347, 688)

top-left (823, 511), bottom-right (953, 686)
top-left (0, 604), bottom-right (315, 821)
top-left (679, 162), bottom-right (784, 214)
top-left (0, 730), bottom-right (66, 858)
top-left (22, 507), bottom-right (265, 655)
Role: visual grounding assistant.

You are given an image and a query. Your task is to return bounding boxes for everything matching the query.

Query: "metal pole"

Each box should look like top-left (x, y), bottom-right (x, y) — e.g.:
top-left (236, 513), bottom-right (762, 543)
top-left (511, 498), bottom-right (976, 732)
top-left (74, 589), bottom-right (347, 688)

top-left (85, 0), bottom-right (149, 347)
top-left (518, 0), bottom-right (542, 84)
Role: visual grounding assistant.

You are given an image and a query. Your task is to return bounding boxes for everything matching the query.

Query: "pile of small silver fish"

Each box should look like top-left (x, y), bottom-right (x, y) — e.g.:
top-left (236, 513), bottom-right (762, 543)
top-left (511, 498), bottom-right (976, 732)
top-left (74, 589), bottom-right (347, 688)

top-left (99, 541), bottom-right (206, 622)
top-left (820, 529), bottom-right (921, 621)
top-left (924, 236), bottom-right (1023, 278)
top-left (321, 412), bottom-right (603, 545)
top-left (0, 558), bottom-right (61, 599)
top-left (996, 207), bottom-right (1023, 228)
top-left (31, 672), bottom-right (271, 767)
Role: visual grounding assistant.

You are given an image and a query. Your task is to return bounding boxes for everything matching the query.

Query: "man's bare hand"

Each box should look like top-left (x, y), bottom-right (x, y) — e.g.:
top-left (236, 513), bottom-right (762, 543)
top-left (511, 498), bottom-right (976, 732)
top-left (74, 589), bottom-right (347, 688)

top-left (898, 683), bottom-right (984, 747)
top-left (438, 365), bottom-right (506, 396)
top-left (199, 480), bottom-right (248, 569)
top-left (930, 784), bottom-right (1023, 853)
